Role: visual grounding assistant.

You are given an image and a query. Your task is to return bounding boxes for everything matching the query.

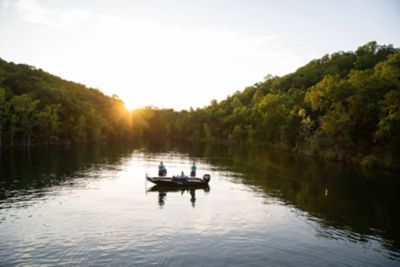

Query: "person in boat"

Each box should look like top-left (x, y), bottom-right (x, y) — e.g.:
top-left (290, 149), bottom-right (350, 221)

top-left (180, 171), bottom-right (187, 181)
top-left (190, 162), bottom-right (196, 177)
top-left (158, 161), bottom-right (167, 177)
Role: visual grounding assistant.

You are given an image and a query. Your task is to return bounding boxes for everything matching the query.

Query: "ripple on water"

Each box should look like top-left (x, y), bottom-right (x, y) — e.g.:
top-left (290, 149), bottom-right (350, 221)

top-left (1, 148), bottom-right (400, 266)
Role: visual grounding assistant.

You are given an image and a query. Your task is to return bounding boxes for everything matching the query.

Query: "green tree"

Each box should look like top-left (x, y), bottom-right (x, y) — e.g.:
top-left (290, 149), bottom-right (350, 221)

top-left (319, 103), bottom-right (353, 159)
top-left (375, 90), bottom-right (400, 153)
top-left (305, 75), bottom-right (341, 112)
top-left (38, 104), bottom-right (60, 143)
top-left (86, 108), bottom-right (105, 142)
top-left (0, 87), bottom-right (7, 147)
top-left (11, 94), bottom-right (40, 146)
top-left (73, 115), bottom-right (88, 143)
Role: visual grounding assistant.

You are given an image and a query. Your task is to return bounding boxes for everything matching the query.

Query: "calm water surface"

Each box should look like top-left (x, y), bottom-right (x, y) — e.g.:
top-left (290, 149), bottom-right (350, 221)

top-left (0, 142), bottom-right (399, 266)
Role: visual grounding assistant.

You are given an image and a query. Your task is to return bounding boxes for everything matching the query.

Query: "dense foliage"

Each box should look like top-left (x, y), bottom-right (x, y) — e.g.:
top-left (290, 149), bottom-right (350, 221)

top-left (133, 42), bottom-right (400, 168)
top-left (1, 41), bottom-right (399, 168)
top-left (0, 59), bottom-right (133, 146)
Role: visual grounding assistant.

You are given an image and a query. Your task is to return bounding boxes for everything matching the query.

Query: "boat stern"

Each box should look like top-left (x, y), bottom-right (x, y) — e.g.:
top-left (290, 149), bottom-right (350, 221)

top-left (203, 174), bottom-right (211, 183)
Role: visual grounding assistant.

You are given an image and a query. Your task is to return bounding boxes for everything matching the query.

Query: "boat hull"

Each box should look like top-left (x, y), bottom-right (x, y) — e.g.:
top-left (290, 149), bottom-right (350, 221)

top-left (146, 175), bottom-right (210, 187)
top-left (147, 184), bottom-right (210, 193)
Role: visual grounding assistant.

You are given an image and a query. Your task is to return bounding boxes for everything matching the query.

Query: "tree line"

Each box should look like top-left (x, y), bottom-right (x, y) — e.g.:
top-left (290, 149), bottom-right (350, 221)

top-left (1, 41), bottom-right (399, 168)
top-left (0, 59), bottom-right (134, 147)
top-left (131, 42), bottom-right (400, 168)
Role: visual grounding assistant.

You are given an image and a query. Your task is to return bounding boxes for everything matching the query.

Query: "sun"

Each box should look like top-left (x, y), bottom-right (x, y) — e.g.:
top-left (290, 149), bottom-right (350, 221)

top-left (124, 101), bottom-right (139, 111)
top-left (119, 91), bottom-right (164, 111)
top-left (120, 94), bottom-right (146, 110)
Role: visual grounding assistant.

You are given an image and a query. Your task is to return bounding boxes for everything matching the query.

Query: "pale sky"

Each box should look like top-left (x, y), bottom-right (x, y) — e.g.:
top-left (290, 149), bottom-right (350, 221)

top-left (1, 0), bottom-right (399, 110)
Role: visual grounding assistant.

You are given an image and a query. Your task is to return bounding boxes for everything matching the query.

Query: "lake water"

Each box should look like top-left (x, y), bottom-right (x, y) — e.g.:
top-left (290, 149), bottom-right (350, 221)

top-left (1, 141), bottom-right (399, 266)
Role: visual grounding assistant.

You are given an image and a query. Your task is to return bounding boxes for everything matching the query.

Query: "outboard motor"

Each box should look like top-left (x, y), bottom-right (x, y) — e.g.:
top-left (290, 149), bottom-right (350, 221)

top-left (202, 174), bottom-right (211, 183)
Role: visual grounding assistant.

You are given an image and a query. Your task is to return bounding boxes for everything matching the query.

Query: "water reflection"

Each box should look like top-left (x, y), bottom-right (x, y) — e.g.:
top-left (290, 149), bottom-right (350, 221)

top-left (140, 139), bottom-right (400, 253)
top-left (0, 140), bottom-right (399, 265)
top-left (147, 185), bottom-right (210, 208)
top-left (0, 143), bottom-right (134, 209)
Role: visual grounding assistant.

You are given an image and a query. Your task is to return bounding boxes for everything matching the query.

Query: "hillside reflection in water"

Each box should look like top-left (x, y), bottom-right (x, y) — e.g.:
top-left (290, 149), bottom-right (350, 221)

top-left (0, 141), bottom-right (399, 266)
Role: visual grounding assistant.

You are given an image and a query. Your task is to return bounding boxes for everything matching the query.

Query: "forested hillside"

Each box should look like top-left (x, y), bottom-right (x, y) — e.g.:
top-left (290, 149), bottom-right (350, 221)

top-left (133, 42), bottom-right (400, 168)
top-left (0, 59), bottom-right (133, 147)
top-left (1, 41), bottom-right (399, 168)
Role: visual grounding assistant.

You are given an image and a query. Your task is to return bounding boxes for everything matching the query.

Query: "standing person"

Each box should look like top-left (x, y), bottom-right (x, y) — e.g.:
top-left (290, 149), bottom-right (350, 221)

top-left (158, 161), bottom-right (167, 176)
top-left (190, 162), bottom-right (197, 177)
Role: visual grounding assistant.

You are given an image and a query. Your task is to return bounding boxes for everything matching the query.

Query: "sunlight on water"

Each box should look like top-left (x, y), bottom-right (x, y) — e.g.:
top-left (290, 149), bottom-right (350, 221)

top-left (0, 144), bottom-right (399, 266)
